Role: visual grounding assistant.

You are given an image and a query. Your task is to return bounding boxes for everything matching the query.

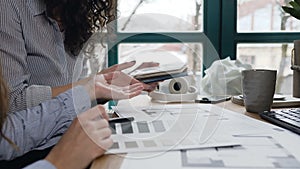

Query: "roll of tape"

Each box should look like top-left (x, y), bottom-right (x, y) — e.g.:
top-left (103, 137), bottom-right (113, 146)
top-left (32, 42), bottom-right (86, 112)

top-left (168, 77), bottom-right (188, 94)
top-left (149, 86), bottom-right (198, 103)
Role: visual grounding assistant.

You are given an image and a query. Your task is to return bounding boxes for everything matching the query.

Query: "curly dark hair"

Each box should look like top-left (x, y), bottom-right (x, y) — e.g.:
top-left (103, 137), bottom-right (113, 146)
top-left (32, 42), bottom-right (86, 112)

top-left (45, 0), bottom-right (116, 56)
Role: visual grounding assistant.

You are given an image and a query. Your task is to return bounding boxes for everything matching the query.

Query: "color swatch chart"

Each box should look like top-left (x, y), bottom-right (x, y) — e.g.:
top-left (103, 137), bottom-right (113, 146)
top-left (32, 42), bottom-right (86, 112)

top-left (106, 105), bottom-right (239, 154)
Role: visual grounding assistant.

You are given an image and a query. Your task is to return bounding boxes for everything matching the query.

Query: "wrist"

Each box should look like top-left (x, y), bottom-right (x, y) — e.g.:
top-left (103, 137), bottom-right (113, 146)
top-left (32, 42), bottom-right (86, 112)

top-left (83, 82), bottom-right (96, 101)
top-left (51, 84), bottom-right (72, 98)
top-left (45, 154), bottom-right (63, 169)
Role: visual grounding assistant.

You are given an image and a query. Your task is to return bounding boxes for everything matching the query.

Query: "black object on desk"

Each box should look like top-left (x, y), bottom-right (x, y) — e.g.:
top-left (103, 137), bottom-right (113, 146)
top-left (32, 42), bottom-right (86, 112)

top-left (137, 71), bottom-right (188, 84)
top-left (260, 108), bottom-right (300, 135)
top-left (195, 95), bottom-right (232, 104)
top-left (109, 117), bottom-right (134, 124)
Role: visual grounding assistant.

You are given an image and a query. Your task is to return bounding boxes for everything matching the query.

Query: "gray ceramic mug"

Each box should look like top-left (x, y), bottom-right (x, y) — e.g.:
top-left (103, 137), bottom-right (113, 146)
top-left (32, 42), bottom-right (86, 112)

top-left (242, 69), bottom-right (277, 113)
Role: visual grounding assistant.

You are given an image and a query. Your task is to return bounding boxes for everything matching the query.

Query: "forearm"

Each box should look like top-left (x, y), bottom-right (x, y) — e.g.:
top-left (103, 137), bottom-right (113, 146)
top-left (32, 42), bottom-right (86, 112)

top-left (0, 86), bottom-right (91, 160)
top-left (51, 84), bottom-right (73, 98)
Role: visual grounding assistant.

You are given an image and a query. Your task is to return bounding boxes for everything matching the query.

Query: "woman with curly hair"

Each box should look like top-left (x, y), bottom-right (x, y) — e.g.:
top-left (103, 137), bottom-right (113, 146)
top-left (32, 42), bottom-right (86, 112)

top-left (0, 0), bottom-right (157, 113)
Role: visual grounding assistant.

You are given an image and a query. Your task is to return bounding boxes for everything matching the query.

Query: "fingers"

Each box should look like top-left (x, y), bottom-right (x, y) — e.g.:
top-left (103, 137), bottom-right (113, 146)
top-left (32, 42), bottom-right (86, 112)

top-left (93, 119), bottom-right (109, 129)
top-left (127, 90), bottom-right (143, 98)
top-left (102, 72), bottom-right (120, 83)
top-left (122, 83), bottom-right (144, 92)
top-left (130, 77), bottom-right (142, 84)
top-left (97, 137), bottom-right (113, 151)
top-left (125, 84), bottom-right (144, 98)
top-left (142, 82), bottom-right (159, 92)
top-left (107, 83), bottom-right (143, 100)
top-left (97, 106), bottom-right (109, 120)
top-left (109, 71), bottom-right (136, 87)
top-left (102, 72), bottom-right (115, 82)
top-left (94, 71), bottom-right (145, 100)
top-left (136, 62), bottom-right (159, 70)
top-left (99, 61), bottom-right (136, 74)
top-left (83, 120), bottom-right (113, 152)
top-left (114, 61), bottom-right (136, 71)
top-left (107, 61), bottom-right (136, 72)
top-left (79, 105), bottom-right (106, 121)
top-left (98, 127), bottom-right (112, 139)
top-left (101, 71), bottom-right (135, 86)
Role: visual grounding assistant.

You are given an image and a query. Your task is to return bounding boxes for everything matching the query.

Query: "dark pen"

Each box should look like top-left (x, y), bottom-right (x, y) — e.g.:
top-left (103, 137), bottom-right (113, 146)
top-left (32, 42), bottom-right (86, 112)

top-left (108, 117), bottom-right (134, 123)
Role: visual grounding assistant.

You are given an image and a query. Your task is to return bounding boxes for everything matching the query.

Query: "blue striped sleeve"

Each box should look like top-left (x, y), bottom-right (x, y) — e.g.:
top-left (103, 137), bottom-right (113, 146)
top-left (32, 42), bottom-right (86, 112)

top-left (0, 86), bottom-right (91, 160)
top-left (23, 160), bottom-right (56, 169)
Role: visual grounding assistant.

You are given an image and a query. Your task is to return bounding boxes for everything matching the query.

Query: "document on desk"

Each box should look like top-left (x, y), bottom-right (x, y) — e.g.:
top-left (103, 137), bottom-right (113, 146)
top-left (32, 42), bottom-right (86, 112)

top-left (115, 104), bottom-right (300, 169)
top-left (106, 104), bottom-right (241, 154)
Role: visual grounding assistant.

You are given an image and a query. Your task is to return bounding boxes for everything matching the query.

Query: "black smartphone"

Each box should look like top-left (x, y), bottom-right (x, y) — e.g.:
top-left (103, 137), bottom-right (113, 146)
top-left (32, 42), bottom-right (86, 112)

top-left (137, 72), bottom-right (188, 84)
top-left (195, 95), bottom-right (232, 104)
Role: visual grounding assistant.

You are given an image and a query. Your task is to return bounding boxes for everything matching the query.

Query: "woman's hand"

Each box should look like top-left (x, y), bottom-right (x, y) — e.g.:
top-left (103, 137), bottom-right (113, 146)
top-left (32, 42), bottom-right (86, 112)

top-left (85, 71), bottom-right (144, 101)
top-left (99, 62), bottom-right (160, 92)
top-left (51, 62), bottom-right (159, 98)
top-left (130, 62), bottom-right (160, 92)
top-left (45, 106), bottom-right (112, 169)
top-left (99, 61), bottom-right (137, 74)
top-left (101, 71), bottom-right (158, 93)
top-left (130, 62), bottom-right (159, 72)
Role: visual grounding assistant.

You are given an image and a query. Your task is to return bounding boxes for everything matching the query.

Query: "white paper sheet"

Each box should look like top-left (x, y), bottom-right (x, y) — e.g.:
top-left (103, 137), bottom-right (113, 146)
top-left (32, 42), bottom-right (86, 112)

top-left (112, 104), bottom-right (300, 169)
top-left (107, 104), bottom-right (240, 155)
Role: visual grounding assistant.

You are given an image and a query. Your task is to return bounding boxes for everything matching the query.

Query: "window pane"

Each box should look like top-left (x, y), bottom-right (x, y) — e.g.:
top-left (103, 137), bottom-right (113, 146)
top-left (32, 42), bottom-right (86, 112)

top-left (118, 0), bottom-right (203, 32)
top-left (237, 0), bottom-right (300, 32)
top-left (237, 43), bottom-right (293, 94)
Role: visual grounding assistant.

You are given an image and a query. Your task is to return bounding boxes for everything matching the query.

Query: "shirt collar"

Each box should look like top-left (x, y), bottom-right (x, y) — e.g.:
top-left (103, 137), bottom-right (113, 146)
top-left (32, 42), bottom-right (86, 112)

top-left (27, 0), bottom-right (46, 16)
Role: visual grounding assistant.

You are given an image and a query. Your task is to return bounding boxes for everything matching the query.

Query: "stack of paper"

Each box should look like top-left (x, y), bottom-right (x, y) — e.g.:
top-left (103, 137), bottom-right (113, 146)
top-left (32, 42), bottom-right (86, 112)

top-left (130, 63), bottom-right (188, 83)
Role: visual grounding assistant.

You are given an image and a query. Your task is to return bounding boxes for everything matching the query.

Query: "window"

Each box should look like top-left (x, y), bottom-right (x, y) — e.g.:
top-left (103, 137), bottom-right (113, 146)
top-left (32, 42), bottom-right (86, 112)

top-left (118, 0), bottom-right (203, 32)
top-left (222, 0), bottom-right (300, 94)
top-left (106, 0), bottom-right (221, 86)
top-left (104, 0), bottom-right (298, 95)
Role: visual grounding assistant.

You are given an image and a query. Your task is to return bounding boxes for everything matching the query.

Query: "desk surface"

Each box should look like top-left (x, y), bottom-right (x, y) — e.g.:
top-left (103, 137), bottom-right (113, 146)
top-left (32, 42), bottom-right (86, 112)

top-left (90, 97), bottom-right (266, 169)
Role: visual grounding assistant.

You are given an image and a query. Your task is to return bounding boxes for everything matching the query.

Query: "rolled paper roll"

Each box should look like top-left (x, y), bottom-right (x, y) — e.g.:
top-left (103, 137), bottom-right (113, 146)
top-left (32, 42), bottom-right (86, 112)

top-left (168, 77), bottom-right (189, 94)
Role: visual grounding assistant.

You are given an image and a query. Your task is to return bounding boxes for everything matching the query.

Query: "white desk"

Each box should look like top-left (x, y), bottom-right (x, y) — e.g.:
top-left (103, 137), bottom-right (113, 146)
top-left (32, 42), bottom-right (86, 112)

top-left (90, 95), bottom-right (300, 169)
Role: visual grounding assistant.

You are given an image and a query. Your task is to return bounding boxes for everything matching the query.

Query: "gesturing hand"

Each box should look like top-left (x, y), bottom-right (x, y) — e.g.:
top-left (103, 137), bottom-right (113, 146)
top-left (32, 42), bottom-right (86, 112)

top-left (99, 61), bottom-right (137, 74)
top-left (99, 61), bottom-right (160, 92)
top-left (103, 71), bottom-right (158, 92)
top-left (85, 71), bottom-right (144, 101)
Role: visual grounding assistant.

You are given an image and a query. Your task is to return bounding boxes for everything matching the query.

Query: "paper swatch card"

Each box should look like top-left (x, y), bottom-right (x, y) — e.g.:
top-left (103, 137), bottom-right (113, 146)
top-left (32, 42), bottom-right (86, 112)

top-left (106, 104), bottom-right (240, 154)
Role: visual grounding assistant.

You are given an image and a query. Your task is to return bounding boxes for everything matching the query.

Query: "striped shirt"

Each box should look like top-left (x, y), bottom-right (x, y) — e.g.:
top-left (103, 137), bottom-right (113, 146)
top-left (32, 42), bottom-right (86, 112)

top-left (0, 0), bottom-right (89, 113)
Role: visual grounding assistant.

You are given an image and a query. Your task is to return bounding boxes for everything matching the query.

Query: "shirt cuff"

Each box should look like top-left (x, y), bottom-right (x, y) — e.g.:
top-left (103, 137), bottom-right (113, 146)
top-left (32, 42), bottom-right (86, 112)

top-left (23, 160), bottom-right (56, 169)
top-left (26, 85), bottom-right (52, 108)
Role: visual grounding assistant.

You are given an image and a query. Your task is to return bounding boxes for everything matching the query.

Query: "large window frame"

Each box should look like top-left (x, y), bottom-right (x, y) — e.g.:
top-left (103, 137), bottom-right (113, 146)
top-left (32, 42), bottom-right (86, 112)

top-left (107, 0), bottom-right (222, 72)
top-left (221, 0), bottom-right (300, 60)
top-left (108, 0), bottom-right (300, 72)
top-left (105, 0), bottom-right (300, 107)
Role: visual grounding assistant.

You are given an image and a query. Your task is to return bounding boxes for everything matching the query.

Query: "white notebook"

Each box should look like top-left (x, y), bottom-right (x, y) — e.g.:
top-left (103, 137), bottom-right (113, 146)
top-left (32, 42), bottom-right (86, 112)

top-left (231, 95), bottom-right (300, 108)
